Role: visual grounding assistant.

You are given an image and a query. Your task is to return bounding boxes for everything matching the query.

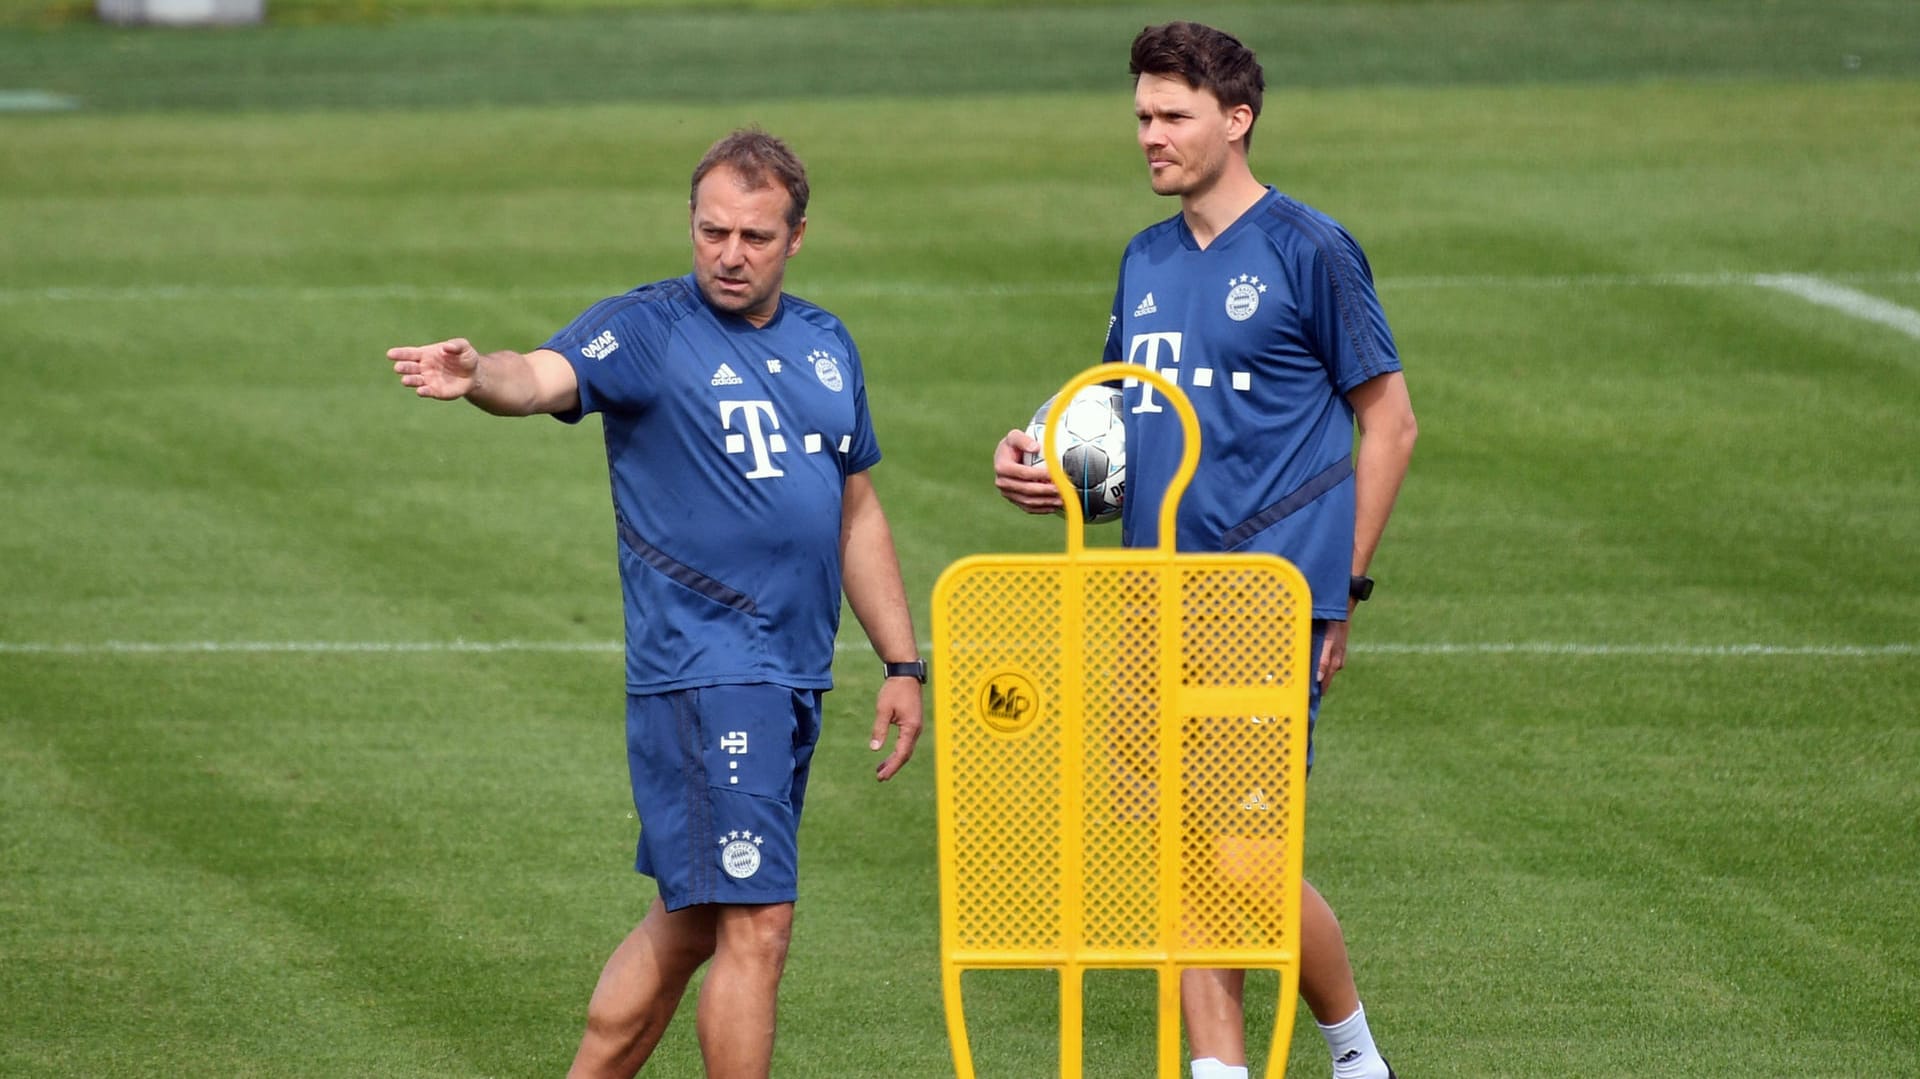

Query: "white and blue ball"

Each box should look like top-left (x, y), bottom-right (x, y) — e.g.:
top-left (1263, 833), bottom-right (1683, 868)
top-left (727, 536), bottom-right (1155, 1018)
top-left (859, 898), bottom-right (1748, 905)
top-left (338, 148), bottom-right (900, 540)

top-left (1023, 384), bottom-right (1126, 524)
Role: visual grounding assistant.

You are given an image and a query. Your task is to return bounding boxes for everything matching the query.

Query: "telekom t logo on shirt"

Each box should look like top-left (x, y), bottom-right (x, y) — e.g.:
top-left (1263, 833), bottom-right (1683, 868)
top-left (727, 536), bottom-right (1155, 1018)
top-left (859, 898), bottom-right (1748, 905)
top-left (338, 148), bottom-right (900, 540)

top-left (1125, 331), bottom-right (1183, 413)
top-left (718, 400), bottom-right (787, 479)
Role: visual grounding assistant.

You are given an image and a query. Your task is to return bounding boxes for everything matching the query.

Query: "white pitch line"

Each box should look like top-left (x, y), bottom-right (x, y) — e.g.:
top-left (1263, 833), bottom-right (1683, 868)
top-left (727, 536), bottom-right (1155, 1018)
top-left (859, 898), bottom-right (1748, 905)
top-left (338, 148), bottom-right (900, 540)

top-left (1357, 642), bottom-right (1916, 658)
top-left (3, 271), bottom-right (1919, 306)
top-left (0, 640), bottom-right (1911, 658)
top-left (0, 639), bottom-right (622, 655)
top-left (0, 284), bottom-right (599, 304)
top-left (0, 282), bottom-right (1108, 304)
top-left (1752, 273), bottom-right (1920, 340)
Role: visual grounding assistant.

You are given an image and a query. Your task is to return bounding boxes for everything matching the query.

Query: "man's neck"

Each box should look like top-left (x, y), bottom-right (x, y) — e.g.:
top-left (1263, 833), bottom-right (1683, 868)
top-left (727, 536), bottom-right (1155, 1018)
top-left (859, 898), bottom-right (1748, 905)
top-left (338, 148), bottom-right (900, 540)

top-left (1181, 168), bottom-right (1268, 250)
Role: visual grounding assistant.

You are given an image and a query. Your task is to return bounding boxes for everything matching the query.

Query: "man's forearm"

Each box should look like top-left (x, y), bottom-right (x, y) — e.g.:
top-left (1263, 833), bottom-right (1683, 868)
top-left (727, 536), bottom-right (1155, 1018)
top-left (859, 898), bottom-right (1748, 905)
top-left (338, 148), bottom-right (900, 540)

top-left (841, 513), bottom-right (919, 662)
top-left (1351, 427), bottom-right (1414, 574)
top-left (1347, 373), bottom-right (1418, 575)
top-left (465, 350), bottom-right (548, 417)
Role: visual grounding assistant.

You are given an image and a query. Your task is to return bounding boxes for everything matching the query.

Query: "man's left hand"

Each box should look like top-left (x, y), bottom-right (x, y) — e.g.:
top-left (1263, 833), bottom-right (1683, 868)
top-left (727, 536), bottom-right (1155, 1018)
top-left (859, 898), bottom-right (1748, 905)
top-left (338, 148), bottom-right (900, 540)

top-left (870, 679), bottom-right (924, 781)
top-left (1317, 618), bottom-right (1352, 695)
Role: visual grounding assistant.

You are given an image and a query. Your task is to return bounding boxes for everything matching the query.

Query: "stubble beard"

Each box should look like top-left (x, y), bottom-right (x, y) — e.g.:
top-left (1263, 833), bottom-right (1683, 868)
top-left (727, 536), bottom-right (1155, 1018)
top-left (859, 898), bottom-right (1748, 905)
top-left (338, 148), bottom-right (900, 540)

top-left (698, 267), bottom-right (781, 324)
top-left (1149, 153), bottom-right (1217, 199)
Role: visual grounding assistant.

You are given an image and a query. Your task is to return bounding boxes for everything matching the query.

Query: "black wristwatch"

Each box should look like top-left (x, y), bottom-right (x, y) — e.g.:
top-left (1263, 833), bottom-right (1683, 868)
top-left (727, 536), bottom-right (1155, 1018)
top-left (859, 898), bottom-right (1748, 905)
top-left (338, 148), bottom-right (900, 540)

top-left (1349, 574), bottom-right (1375, 602)
top-left (882, 659), bottom-right (929, 684)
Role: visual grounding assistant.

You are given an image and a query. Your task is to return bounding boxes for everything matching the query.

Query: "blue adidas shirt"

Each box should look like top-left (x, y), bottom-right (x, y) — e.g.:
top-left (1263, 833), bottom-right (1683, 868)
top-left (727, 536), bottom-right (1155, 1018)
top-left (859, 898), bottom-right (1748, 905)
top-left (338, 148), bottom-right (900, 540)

top-left (544, 274), bottom-right (881, 693)
top-left (1103, 188), bottom-right (1401, 620)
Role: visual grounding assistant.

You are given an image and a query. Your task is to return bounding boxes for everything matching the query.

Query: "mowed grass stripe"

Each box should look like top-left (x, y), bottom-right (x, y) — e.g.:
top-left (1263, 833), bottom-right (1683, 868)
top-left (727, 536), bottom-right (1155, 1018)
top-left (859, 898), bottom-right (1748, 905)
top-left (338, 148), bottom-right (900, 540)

top-left (2, 639), bottom-right (1915, 656)
top-left (7, 269), bottom-right (1920, 304)
top-left (2, 656), bottom-right (627, 1075)
top-left (6, 0), bottom-right (1919, 110)
top-left (0, 749), bottom-right (473, 1076)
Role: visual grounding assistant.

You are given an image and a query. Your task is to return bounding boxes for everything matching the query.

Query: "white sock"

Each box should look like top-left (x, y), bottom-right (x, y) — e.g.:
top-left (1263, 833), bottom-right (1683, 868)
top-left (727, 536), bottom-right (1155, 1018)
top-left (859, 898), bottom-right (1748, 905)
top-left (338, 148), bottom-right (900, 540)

top-left (1318, 1003), bottom-right (1390, 1079)
top-left (1191, 1058), bottom-right (1250, 1079)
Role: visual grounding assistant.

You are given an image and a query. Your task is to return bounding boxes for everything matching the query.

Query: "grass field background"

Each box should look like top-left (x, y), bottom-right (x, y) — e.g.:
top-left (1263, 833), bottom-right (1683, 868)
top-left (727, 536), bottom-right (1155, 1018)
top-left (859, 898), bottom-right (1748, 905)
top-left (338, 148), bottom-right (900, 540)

top-left (3, 2), bottom-right (1918, 1076)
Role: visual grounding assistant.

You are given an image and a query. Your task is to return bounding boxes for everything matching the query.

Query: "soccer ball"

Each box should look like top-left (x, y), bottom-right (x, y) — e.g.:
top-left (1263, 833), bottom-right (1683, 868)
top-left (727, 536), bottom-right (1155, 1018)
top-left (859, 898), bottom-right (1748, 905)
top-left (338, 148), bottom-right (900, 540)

top-left (1023, 383), bottom-right (1126, 524)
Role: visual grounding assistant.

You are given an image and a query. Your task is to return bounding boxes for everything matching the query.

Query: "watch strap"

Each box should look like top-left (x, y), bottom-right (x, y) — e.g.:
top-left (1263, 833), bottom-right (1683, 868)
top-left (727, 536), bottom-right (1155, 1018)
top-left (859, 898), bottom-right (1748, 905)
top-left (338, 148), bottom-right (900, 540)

top-left (882, 659), bottom-right (928, 684)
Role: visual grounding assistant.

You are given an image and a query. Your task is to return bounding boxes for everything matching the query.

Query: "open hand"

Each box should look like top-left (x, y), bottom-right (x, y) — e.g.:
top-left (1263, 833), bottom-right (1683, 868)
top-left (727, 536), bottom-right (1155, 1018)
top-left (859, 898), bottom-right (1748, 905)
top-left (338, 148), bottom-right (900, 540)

top-left (388, 338), bottom-right (481, 400)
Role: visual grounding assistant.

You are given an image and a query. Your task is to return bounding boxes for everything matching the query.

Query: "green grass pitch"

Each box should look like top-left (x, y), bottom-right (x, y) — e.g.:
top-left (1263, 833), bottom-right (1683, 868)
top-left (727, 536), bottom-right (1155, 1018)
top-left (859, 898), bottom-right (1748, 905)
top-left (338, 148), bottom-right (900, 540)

top-left (2, 2), bottom-right (1917, 1076)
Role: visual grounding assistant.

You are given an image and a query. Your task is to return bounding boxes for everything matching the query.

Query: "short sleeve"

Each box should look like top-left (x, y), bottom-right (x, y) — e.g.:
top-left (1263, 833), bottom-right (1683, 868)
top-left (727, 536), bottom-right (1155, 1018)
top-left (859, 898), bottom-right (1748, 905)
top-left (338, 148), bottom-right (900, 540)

top-left (541, 289), bottom-right (678, 422)
top-left (839, 330), bottom-right (883, 474)
top-left (1299, 228), bottom-right (1401, 394)
top-left (1101, 269), bottom-right (1125, 367)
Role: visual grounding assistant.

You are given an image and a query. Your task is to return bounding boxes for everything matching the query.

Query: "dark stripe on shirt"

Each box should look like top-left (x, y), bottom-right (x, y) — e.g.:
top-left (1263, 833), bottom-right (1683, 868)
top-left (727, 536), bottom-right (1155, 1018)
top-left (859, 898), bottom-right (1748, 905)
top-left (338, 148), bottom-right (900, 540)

top-left (1219, 454), bottom-right (1354, 550)
top-left (616, 516), bottom-right (759, 616)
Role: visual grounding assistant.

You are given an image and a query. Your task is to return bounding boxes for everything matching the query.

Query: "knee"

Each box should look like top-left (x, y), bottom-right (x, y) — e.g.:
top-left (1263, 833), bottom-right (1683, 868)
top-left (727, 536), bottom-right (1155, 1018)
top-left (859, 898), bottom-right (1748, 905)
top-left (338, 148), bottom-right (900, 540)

top-left (582, 996), bottom-right (647, 1043)
top-left (716, 905), bottom-right (794, 973)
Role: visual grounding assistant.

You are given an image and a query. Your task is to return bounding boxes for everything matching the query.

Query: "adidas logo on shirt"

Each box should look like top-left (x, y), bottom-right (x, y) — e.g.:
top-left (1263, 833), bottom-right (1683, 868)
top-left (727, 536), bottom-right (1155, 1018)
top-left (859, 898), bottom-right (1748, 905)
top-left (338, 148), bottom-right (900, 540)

top-left (710, 363), bottom-right (744, 387)
top-left (1133, 292), bottom-right (1158, 317)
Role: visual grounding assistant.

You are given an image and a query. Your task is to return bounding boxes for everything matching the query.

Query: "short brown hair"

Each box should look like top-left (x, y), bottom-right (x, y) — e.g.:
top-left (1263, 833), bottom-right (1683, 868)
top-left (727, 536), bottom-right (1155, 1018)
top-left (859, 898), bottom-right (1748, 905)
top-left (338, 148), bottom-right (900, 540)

top-left (689, 128), bottom-right (810, 229)
top-left (1130, 22), bottom-right (1266, 148)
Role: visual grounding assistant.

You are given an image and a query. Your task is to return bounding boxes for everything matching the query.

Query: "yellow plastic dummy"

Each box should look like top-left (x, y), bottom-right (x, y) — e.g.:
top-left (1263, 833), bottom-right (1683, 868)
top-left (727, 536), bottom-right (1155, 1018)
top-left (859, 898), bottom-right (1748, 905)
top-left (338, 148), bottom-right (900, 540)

top-left (934, 365), bottom-right (1312, 1078)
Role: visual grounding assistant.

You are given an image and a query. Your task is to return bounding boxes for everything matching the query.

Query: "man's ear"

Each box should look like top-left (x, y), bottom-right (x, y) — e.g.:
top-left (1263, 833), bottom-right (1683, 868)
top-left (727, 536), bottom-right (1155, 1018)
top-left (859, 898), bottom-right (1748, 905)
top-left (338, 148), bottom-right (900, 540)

top-left (1226, 102), bottom-right (1256, 146)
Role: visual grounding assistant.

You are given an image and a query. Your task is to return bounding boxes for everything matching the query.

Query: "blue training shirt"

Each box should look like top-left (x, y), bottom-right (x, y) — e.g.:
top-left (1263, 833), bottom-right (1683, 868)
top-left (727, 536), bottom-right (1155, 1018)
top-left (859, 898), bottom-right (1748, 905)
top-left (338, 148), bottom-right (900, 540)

top-left (543, 274), bottom-right (881, 694)
top-left (1103, 188), bottom-right (1401, 620)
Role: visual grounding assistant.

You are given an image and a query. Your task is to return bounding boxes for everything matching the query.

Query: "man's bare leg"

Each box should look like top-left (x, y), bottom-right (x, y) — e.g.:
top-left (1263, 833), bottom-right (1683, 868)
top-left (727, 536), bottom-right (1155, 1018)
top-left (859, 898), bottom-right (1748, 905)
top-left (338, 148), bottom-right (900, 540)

top-left (1181, 880), bottom-right (1363, 1070)
top-left (1182, 965), bottom-right (1249, 1064)
top-left (568, 898), bottom-right (718, 1079)
top-left (1298, 880), bottom-right (1360, 1024)
top-left (694, 902), bottom-right (795, 1079)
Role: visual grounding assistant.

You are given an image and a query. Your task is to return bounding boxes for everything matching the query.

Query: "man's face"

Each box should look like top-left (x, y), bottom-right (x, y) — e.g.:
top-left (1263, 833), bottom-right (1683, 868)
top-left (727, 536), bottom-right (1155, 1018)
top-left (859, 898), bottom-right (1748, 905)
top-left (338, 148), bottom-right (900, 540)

top-left (690, 166), bottom-right (805, 326)
top-left (1134, 72), bottom-right (1238, 198)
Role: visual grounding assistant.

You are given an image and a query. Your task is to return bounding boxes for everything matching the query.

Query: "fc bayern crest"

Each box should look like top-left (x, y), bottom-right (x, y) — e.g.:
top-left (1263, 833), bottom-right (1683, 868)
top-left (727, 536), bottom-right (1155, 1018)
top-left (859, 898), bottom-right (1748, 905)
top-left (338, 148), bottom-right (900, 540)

top-left (809, 349), bottom-right (844, 392)
top-left (717, 830), bottom-right (764, 879)
top-left (1225, 273), bottom-right (1267, 322)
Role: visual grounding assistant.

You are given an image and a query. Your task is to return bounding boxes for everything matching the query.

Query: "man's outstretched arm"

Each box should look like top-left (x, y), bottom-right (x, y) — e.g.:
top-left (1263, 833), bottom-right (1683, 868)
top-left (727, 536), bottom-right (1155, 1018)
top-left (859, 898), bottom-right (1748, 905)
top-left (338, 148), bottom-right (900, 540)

top-left (388, 337), bottom-right (581, 417)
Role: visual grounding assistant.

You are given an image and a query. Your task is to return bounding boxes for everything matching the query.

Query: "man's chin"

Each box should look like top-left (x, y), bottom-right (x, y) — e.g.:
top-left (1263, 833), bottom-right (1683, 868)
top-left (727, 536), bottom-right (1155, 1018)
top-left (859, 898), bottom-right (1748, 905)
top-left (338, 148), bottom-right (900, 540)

top-left (700, 284), bottom-right (754, 312)
top-left (700, 285), bottom-right (781, 325)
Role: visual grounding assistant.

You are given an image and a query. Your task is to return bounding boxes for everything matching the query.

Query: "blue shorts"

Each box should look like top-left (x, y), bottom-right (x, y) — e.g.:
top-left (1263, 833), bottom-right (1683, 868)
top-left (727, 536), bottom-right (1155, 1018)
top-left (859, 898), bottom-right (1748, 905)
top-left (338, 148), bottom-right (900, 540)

top-left (624, 684), bottom-right (823, 911)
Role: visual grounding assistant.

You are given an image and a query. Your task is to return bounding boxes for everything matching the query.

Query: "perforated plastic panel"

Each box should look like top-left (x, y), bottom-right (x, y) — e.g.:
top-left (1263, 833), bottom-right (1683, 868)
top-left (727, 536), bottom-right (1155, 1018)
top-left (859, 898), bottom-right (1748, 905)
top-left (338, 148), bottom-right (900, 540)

top-left (933, 552), bottom-right (1310, 1078)
top-left (935, 364), bottom-right (1312, 1078)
